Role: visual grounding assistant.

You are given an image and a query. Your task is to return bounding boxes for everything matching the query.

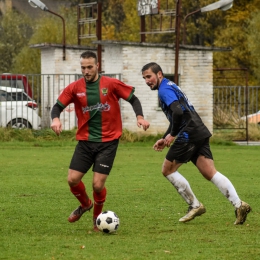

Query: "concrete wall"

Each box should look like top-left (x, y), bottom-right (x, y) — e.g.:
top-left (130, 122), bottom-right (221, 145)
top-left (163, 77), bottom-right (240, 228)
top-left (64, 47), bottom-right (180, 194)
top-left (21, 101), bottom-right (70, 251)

top-left (40, 47), bottom-right (83, 129)
top-left (102, 44), bottom-right (213, 135)
top-left (38, 43), bottom-right (213, 135)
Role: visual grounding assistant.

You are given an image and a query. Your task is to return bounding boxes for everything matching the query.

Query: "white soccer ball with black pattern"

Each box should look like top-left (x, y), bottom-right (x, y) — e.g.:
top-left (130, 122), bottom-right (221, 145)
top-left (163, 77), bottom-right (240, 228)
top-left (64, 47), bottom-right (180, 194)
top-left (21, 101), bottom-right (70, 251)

top-left (96, 211), bottom-right (120, 233)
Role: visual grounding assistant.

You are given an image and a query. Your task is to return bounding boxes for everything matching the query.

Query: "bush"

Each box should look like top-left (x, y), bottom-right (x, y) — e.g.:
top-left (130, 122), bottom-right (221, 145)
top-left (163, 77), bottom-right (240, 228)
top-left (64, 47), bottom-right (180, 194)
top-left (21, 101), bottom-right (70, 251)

top-left (1, 125), bottom-right (259, 143)
top-left (0, 127), bottom-right (76, 142)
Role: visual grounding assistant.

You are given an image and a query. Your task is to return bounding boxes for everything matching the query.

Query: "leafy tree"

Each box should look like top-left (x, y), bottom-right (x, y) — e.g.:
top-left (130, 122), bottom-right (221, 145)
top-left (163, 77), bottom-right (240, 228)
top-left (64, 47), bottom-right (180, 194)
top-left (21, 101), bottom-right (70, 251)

top-left (11, 47), bottom-right (40, 74)
top-left (1, 0), bottom-right (260, 87)
top-left (103, 0), bottom-right (126, 33)
top-left (213, 0), bottom-right (258, 85)
top-left (0, 10), bottom-right (34, 73)
top-left (12, 6), bottom-right (80, 74)
top-left (247, 5), bottom-right (260, 84)
top-left (106, 0), bottom-right (139, 42)
top-left (181, 0), bottom-right (228, 46)
top-left (29, 6), bottom-right (78, 46)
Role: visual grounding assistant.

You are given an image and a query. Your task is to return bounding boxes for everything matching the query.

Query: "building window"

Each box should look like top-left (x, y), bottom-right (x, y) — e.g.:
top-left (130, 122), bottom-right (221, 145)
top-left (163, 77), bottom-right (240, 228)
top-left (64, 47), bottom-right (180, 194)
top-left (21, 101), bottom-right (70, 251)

top-left (165, 74), bottom-right (175, 82)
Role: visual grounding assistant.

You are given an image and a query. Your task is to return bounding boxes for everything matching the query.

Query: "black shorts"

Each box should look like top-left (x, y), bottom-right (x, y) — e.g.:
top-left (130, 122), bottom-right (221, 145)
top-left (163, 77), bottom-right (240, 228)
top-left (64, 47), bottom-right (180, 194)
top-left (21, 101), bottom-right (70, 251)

top-left (69, 139), bottom-right (119, 175)
top-left (166, 137), bottom-right (213, 165)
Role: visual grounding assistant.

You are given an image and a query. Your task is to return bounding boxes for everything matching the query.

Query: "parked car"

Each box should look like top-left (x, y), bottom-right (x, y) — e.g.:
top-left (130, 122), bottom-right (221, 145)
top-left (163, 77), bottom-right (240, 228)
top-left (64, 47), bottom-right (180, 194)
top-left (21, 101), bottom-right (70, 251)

top-left (247, 110), bottom-right (260, 125)
top-left (0, 74), bottom-right (33, 98)
top-left (0, 86), bottom-right (41, 129)
top-left (241, 110), bottom-right (260, 125)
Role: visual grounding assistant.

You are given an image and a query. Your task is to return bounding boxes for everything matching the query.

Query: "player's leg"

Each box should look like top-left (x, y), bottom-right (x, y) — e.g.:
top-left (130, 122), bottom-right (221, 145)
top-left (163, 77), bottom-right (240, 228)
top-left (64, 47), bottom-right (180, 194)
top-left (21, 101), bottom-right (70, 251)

top-left (194, 138), bottom-right (251, 224)
top-left (92, 139), bottom-right (119, 231)
top-left (163, 143), bottom-right (205, 222)
top-left (67, 141), bottom-right (95, 223)
top-left (163, 159), bottom-right (201, 208)
top-left (67, 169), bottom-right (93, 222)
top-left (196, 155), bottom-right (242, 206)
top-left (92, 172), bottom-right (108, 231)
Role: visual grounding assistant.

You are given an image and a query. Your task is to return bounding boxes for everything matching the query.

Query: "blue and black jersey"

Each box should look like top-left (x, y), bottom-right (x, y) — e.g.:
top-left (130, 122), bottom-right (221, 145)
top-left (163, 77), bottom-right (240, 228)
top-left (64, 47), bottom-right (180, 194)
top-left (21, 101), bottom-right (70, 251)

top-left (158, 78), bottom-right (211, 143)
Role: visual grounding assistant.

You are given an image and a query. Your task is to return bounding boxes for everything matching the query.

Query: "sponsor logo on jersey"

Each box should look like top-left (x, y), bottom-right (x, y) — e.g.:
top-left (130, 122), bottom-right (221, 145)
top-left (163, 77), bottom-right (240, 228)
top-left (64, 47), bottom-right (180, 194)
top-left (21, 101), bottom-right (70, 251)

top-left (77, 92), bottom-right (86, 97)
top-left (167, 81), bottom-right (175, 86)
top-left (82, 102), bottom-right (111, 113)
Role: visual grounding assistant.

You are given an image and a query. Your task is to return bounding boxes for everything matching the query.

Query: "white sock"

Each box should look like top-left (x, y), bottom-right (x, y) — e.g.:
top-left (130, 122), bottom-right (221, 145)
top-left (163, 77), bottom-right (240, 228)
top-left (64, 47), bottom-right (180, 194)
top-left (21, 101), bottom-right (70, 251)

top-left (211, 171), bottom-right (241, 208)
top-left (166, 171), bottom-right (200, 208)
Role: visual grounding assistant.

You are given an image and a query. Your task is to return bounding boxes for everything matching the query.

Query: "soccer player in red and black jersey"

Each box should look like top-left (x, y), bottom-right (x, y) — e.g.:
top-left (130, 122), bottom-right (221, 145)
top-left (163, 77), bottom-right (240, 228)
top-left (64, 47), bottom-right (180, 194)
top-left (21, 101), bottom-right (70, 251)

top-left (51, 51), bottom-right (150, 231)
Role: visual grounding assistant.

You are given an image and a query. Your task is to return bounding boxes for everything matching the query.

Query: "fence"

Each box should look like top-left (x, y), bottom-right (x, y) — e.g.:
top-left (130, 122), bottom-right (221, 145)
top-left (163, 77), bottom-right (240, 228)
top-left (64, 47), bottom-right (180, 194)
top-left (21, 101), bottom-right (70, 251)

top-left (213, 85), bottom-right (260, 142)
top-left (0, 73), bottom-right (121, 130)
top-left (1, 73), bottom-right (259, 133)
top-left (213, 86), bottom-right (260, 126)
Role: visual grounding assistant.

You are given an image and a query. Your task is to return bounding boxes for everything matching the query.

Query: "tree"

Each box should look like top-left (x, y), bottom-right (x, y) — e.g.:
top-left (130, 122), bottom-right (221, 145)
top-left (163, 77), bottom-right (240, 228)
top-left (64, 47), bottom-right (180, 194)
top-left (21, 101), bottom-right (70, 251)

top-left (247, 7), bottom-right (260, 84)
top-left (1, 0), bottom-right (260, 86)
top-left (107, 0), bottom-right (139, 42)
top-left (213, 0), bottom-right (259, 85)
top-left (181, 0), bottom-right (228, 46)
top-left (0, 10), bottom-right (34, 73)
top-left (12, 5), bottom-right (79, 74)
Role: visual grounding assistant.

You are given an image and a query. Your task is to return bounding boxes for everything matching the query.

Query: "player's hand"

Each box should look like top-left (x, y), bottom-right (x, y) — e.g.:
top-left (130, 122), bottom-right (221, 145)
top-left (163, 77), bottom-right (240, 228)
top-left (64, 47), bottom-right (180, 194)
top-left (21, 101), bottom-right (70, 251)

top-left (136, 116), bottom-right (150, 131)
top-left (51, 118), bottom-right (62, 136)
top-left (164, 134), bottom-right (175, 147)
top-left (153, 139), bottom-right (166, 151)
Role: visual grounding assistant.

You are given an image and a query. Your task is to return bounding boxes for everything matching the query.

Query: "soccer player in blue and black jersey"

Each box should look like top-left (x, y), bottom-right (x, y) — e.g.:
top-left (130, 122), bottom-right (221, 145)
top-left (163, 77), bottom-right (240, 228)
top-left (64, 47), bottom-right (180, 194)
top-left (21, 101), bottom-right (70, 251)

top-left (141, 62), bottom-right (251, 225)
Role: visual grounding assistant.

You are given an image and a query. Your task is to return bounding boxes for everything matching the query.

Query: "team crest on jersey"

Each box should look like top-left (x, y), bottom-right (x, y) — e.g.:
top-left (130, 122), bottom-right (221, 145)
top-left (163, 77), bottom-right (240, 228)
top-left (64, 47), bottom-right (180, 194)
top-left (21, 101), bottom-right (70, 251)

top-left (101, 88), bottom-right (108, 96)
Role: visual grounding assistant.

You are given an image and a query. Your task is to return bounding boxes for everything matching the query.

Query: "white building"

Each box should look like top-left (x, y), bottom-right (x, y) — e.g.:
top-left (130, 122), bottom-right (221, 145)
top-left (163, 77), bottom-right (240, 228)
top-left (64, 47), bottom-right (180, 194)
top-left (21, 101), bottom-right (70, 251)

top-left (31, 41), bottom-right (229, 135)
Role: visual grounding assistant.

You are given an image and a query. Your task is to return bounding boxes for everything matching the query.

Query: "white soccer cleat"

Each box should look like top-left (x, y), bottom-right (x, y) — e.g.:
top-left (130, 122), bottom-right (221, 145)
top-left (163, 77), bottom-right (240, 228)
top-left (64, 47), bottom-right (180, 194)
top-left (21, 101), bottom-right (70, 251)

top-left (179, 203), bottom-right (206, 223)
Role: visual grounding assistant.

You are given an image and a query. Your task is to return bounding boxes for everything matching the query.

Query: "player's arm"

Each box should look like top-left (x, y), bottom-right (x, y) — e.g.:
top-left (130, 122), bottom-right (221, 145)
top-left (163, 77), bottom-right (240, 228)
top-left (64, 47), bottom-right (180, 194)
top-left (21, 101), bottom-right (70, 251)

top-left (169, 101), bottom-right (183, 136)
top-left (164, 101), bottom-right (183, 146)
top-left (162, 121), bottom-right (172, 139)
top-left (128, 94), bottom-right (150, 131)
top-left (128, 94), bottom-right (144, 117)
top-left (50, 103), bottom-right (64, 136)
top-left (154, 117), bottom-right (173, 151)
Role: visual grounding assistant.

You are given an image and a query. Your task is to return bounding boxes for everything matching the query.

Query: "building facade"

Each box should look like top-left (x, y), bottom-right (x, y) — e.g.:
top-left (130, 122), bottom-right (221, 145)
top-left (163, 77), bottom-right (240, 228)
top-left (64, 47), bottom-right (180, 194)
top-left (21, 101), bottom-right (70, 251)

top-left (32, 41), bottom-right (228, 135)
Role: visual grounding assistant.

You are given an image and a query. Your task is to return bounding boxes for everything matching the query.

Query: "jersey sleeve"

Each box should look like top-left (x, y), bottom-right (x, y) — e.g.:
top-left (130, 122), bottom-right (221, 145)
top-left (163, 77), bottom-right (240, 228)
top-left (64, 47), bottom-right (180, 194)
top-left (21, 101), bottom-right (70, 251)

top-left (104, 77), bottom-right (135, 101)
top-left (57, 82), bottom-right (76, 108)
top-left (159, 85), bottom-right (178, 106)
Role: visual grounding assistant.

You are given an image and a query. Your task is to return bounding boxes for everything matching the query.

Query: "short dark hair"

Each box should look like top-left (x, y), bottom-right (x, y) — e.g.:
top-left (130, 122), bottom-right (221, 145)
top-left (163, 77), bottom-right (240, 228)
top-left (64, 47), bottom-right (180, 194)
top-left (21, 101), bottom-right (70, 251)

top-left (80, 51), bottom-right (97, 62)
top-left (141, 62), bottom-right (164, 76)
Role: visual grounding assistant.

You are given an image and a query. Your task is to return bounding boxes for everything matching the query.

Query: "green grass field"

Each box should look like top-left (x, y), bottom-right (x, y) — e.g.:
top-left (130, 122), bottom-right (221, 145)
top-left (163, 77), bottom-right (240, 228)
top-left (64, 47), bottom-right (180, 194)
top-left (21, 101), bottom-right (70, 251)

top-left (0, 140), bottom-right (260, 260)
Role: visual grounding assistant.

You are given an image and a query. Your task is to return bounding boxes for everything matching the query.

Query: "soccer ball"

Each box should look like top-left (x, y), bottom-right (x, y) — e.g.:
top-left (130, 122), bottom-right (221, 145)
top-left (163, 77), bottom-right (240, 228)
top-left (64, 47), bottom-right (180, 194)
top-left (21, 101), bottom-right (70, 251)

top-left (96, 211), bottom-right (120, 233)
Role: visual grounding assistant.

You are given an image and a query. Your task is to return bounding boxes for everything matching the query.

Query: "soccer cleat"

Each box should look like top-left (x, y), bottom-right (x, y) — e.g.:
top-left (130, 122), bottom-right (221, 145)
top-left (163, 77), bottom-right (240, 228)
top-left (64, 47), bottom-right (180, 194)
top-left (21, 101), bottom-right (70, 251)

top-left (179, 203), bottom-right (206, 223)
top-left (234, 201), bottom-right (251, 225)
top-left (68, 200), bottom-right (93, 223)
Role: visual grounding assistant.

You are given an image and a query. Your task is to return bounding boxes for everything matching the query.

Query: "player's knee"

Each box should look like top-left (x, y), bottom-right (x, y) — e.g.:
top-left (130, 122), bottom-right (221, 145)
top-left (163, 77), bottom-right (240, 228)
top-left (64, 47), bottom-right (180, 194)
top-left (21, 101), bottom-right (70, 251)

top-left (67, 178), bottom-right (80, 187)
top-left (67, 170), bottom-right (84, 187)
top-left (67, 174), bottom-right (81, 187)
top-left (92, 183), bottom-right (104, 193)
top-left (161, 168), bottom-right (169, 177)
top-left (161, 165), bottom-right (172, 176)
top-left (93, 172), bottom-right (108, 192)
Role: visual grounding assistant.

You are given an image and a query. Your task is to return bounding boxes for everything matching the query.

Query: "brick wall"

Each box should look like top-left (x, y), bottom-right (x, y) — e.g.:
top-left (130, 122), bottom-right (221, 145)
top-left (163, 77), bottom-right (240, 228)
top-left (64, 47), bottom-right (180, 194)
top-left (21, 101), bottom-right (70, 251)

top-left (39, 43), bottom-right (213, 135)
top-left (102, 44), bottom-right (213, 135)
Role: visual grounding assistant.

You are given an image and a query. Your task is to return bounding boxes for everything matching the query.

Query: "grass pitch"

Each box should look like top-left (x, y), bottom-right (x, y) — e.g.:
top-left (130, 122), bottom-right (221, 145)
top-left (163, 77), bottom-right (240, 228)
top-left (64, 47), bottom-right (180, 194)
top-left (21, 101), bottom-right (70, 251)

top-left (0, 140), bottom-right (260, 259)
